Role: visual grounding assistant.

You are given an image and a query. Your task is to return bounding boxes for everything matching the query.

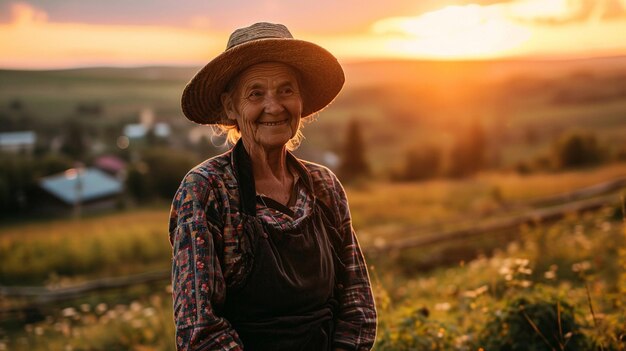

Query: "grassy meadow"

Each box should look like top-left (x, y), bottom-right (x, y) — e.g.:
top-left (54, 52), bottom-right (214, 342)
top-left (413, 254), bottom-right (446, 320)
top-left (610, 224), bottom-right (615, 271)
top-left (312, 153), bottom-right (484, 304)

top-left (2, 57), bottom-right (626, 350)
top-left (2, 163), bottom-right (626, 350)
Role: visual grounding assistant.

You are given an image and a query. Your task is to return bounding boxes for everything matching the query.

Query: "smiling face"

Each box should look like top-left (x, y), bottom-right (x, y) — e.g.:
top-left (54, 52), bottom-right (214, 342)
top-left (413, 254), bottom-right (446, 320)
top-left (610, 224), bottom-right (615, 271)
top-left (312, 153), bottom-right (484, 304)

top-left (221, 62), bottom-right (303, 153)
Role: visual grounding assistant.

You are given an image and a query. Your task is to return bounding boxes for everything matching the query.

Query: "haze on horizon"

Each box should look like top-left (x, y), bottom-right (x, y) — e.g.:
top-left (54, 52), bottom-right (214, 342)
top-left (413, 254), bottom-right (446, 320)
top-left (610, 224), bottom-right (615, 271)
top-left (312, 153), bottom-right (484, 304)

top-left (1, 0), bottom-right (626, 69)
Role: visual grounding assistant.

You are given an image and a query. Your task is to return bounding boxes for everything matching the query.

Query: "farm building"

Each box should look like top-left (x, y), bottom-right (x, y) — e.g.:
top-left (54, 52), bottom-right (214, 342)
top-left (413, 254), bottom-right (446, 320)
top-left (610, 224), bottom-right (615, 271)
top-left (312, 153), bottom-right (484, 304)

top-left (38, 167), bottom-right (124, 214)
top-left (0, 131), bottom-right (36, 154)
top-left (93, 155), bottom-right (127, 179)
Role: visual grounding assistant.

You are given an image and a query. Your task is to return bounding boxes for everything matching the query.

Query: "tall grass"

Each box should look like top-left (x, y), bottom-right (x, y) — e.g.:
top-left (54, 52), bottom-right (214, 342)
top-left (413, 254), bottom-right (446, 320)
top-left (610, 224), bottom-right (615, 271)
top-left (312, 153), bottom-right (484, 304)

top-left (0, 210), bottom-right (171, 285)
top-left (2, 204), bottom-right (623, 350)
top-left (1, 166), bottom-right (626, 350)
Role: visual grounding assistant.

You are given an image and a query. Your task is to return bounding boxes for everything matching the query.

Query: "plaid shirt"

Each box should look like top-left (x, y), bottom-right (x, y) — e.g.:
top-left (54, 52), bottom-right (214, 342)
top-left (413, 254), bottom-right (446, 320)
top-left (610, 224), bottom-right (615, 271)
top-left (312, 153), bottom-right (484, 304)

top-left (169, 146), bottom-right (377, 351)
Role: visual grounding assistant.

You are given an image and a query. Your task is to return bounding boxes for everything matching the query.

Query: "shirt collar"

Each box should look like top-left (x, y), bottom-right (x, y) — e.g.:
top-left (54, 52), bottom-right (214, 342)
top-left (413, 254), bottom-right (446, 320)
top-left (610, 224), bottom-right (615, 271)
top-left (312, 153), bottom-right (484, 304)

top-left (230, 139), bottom-right (313, 215)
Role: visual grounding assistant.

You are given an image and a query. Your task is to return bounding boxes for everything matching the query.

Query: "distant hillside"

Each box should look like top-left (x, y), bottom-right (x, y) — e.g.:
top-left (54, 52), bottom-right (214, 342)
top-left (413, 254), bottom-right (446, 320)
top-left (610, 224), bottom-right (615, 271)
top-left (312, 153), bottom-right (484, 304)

top-left (342, 55), bottom-right (626, 87)
top-left (2, 56), bottom-right (626, 171)
top-left (4, 54), bottom-right (626, 86)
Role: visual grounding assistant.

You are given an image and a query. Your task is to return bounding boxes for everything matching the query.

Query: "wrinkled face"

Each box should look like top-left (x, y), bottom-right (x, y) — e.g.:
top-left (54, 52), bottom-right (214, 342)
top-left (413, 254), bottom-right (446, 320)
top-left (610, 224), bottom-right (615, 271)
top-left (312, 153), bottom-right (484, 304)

top-left (221, 62), bottom-right (303, 151)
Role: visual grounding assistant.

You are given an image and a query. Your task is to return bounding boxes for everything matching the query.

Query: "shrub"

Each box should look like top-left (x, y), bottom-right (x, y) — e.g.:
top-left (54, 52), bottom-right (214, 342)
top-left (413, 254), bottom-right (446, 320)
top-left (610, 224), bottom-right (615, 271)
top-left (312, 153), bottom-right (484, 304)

top-left (551, 130), bottom-right (604, 169)
top-left (477, 293), bottom-right (590, 351)
top-left (376, 308), bottom-right (461, 351)
top-left (447, 120), bottom-right (487, 177)
top-left (338, 119), bottom-right (370, 182)
top-left (127, 147), bottom-right (198, 201)
top-left (392, 144), bottom-right (442, 181)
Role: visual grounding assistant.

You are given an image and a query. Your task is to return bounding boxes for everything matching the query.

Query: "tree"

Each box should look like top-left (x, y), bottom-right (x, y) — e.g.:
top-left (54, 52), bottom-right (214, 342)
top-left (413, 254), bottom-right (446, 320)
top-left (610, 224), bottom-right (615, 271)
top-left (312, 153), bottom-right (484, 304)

top-left (9, 99), bottom-right (23, 111)
top-left (551, 130), bottom-right (604, 169)
top-left (60, 119), bottom-right (88, 160)
top-left (447, 119), bottom-right (487, 177)
top-left (338, 119), bottom-right (370, 182)
top-left (395, 144), bottom-right (442, 181)
top-left (127, 148), bottom-right (198, 201)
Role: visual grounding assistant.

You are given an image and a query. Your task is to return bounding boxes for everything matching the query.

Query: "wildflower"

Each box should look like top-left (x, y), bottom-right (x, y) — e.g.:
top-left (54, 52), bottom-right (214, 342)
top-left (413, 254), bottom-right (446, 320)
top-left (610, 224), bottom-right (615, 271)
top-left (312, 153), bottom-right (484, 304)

top-left (95, 303), bottom-right (108, 314)
top-left (544, 270), bottom-right (557, 279)
top-left (130, 301), bottom-right (142, 312)
top-left (514, 258), bottom-right (529, 266)
top-left (122, 311), bottom-right (134, 321)
top-left (149, 294), bottom-right (162, 307)
top-left (435, 302), bottom-right (451, 311)
top-left (498, 266), bottom-right (512, 276)
top-left (61, 307), bottom-right (77, 318)
top-left (79, 304), bottom-right (90, 313)
top-left (437, 328), bottom-right (445, 338)
top-left (463, 285), bottom-right (489, 298)
top-left (143, 307), bottom-right (156, 317)
top-left (572, 261), bottom-right (591, 273)
top-left (0, 342), bottom-right (6, 350)
top-left (34, 326), bottom-right (44, 336)
top-left (105, 310), bottom-right (118, 320)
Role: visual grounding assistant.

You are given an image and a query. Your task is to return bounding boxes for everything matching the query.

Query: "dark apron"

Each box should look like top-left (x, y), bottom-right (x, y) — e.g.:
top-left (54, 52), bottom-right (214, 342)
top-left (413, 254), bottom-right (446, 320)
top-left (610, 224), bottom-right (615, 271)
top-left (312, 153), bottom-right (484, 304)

top-left (223, 141), bottom-right (342, 351)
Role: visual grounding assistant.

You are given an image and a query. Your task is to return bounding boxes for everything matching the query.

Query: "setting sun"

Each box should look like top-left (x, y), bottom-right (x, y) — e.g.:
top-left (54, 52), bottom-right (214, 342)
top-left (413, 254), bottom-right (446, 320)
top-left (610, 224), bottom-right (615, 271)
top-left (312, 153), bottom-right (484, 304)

top-left (371, 5), bottom-right (531, 59)
top-left (1, 0), bottom-right (626, 68)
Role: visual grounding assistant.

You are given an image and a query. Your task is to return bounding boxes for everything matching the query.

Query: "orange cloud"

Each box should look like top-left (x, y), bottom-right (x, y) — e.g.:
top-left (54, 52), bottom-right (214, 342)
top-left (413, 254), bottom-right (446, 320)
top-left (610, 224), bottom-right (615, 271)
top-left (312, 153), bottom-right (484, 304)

top-left (0, 2), bottom-right (224, 68)
top-left (9, 2), bottom-right (48, 24)
top-left (2, 1), bottom-right (626, 68)
top-left (510, 0), bottom-right (626, 25)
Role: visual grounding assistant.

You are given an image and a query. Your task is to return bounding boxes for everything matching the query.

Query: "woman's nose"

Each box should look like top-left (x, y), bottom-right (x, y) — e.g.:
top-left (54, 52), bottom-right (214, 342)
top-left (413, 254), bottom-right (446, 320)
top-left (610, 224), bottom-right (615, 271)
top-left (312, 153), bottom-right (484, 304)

top-left (263, 94), bottom-right (285, 115)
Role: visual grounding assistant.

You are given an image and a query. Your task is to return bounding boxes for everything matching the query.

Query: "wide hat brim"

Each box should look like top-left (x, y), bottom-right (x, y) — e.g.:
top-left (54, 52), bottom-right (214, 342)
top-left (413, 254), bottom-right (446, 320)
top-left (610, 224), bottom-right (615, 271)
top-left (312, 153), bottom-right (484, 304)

top-left (181, 38), bottom-right (345, 125)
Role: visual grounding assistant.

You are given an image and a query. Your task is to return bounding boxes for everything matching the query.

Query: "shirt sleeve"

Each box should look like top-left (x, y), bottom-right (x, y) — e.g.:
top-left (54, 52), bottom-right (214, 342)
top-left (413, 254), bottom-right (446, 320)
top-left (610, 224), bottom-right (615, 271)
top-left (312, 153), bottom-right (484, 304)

top-left (169, 172), bottom-right (244, 351)
top-left (329, 174), bottom-right (378, 351)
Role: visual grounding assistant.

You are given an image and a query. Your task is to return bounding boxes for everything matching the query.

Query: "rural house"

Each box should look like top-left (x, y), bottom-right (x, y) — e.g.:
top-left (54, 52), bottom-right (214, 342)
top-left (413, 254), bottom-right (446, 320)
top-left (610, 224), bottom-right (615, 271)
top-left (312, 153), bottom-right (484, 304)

top-left (38, 167), bottom-right (124, 214)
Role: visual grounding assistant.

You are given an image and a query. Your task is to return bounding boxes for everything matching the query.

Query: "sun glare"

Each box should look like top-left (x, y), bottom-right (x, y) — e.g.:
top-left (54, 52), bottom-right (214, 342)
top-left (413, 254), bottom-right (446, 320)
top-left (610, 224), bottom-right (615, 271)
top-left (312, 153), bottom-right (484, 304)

top-left (372, 5), bottom-right (531, 59)
top-left (2, 1), bottom-right (626, 67)
top-left (506, 0), bottom-right (574, 21)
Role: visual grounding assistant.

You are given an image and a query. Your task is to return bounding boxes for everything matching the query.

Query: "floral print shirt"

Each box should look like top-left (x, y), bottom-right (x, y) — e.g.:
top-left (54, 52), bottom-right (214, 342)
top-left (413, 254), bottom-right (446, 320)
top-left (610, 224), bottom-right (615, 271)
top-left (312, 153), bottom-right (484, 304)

top-left (169, 144), bottom-right (377, 350)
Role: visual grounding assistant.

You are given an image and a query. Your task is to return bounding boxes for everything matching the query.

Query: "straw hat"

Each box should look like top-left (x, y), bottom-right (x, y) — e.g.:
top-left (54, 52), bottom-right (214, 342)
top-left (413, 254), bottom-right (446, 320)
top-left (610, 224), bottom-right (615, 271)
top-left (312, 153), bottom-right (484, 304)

top-left (181, 22), bottom-right (345, 125)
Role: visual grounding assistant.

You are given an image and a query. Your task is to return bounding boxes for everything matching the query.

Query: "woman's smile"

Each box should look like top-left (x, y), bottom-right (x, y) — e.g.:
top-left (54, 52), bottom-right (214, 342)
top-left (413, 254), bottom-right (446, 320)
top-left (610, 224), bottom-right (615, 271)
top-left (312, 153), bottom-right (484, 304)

top-left (258, 119), bottom-right (289, 126)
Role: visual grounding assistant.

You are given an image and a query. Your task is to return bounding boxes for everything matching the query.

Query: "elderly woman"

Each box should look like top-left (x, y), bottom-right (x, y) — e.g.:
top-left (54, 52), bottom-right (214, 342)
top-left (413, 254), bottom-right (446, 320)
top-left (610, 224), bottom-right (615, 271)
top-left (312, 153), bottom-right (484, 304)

top-left (169, 22), bottom-right (377, 351)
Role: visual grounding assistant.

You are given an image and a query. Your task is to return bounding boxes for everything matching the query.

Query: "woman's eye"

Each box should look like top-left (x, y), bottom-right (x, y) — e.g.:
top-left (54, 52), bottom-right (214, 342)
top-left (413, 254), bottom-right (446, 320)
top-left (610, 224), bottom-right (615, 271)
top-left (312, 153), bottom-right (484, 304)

top-left (247, 90), bottom-right (263, 100)
top-left (280, 87), bottom-right (294, 96)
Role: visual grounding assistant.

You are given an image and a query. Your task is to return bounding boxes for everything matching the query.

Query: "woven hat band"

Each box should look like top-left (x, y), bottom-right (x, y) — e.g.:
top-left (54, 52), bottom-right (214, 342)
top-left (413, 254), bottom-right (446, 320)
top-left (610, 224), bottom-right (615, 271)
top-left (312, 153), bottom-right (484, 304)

top-left (226, 22), bottom-right (293, 50)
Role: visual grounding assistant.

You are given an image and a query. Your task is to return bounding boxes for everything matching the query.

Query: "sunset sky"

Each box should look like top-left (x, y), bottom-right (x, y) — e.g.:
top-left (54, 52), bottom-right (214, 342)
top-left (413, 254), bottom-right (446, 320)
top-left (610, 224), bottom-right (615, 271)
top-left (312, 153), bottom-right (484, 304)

top-left (1, 0), bottom-right (626, 68)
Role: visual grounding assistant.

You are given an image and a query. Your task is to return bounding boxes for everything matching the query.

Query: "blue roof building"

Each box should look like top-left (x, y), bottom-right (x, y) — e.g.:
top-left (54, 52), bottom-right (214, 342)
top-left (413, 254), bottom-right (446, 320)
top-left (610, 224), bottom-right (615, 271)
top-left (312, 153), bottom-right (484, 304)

top-left (0, 131), bottom-right (36, 154)
top-left (39, 167), bottom-right (123, 206)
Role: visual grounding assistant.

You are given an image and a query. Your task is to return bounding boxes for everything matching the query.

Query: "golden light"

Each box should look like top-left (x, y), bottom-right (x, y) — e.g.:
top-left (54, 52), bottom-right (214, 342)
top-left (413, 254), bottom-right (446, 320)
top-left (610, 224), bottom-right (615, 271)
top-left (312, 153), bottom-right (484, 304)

top-left (371, 5), bottom-right (532, 59)
top-left (506, 0), bottom-right (575, 21)
top-left (0, 3), bottom-right (223, 68)
top-left (2, 1), bottom-right (626, 67)
top-left (10, 2), bottom-right (48, 25)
